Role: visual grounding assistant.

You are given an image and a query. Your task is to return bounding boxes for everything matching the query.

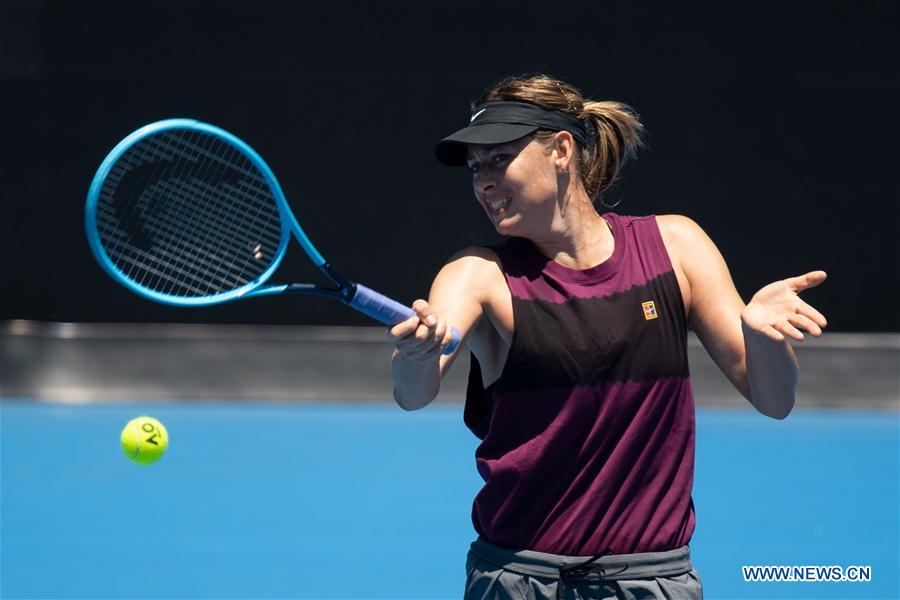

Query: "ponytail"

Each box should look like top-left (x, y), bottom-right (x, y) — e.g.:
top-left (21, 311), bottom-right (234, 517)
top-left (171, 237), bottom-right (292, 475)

top-left (579, 101), bottom-right (644, 202)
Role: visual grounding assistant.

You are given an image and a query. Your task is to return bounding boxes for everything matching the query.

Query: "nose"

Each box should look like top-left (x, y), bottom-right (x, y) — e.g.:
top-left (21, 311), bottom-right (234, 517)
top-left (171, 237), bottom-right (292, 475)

top-left (473, 171), bottom-right (496, 196)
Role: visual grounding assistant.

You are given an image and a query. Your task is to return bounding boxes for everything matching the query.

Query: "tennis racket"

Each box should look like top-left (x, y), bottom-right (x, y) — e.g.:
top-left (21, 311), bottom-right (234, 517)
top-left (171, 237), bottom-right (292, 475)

top-left (84, 119), bottom-right (460, 354)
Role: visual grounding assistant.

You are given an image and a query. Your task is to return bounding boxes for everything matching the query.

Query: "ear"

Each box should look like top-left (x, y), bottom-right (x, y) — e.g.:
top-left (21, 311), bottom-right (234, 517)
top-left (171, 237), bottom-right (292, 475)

top-left (552, 130), bottom-right (576, 175)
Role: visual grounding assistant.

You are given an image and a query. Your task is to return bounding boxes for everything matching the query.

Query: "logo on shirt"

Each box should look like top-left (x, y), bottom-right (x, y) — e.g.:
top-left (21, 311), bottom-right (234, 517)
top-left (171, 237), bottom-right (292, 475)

top-left (642, 301), bottom-right (658, 320)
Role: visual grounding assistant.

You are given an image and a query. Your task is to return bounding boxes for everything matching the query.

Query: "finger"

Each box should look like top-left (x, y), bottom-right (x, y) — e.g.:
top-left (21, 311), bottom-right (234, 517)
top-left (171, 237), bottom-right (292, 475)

top-left (774, 320), bottom-right (805, 341)
top-left (410, 328), bottom-right (446, 359)
top-left (387, 314), bottom-right (422, 341)
top-left (786, 270), bottom-right (827, 292)
top-left (788, 313), bottom-right (823, 337)
top-left (415, 319), bottom-right (449, 357)
top-left (388, 315), bottom-right (419, 341)
top-left (797, 299), bottom-right (828, 328)
top-left (411, 299), bottom-right (437, 327)
top-left (439, 321), bottom-right (458, 353)
top-left (415, 322), bottom-right (436, 342)
top-left (758, 324), bottom-right (785, 342)
top-left (433, 319), bottom-right (448, 346)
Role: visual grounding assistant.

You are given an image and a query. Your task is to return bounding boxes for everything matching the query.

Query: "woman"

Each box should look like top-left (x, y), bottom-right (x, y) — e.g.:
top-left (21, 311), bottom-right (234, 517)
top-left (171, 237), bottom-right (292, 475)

top-left (389, 75), bottom-right (827, 600)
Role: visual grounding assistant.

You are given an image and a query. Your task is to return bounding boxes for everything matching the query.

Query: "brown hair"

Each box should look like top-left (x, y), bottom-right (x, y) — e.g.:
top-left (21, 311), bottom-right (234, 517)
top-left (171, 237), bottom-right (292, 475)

top-left (478, 74), bottom-right (645, 204)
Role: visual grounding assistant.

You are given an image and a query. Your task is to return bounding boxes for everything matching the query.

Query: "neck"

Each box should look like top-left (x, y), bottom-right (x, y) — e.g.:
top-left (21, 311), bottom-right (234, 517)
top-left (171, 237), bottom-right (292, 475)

top-left (530, 188), bottom-right (614, 269)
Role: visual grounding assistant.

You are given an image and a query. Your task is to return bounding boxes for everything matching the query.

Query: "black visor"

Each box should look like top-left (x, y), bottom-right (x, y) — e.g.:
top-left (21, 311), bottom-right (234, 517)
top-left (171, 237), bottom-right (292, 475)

top-left (434, 101), bottom-right (590, 166)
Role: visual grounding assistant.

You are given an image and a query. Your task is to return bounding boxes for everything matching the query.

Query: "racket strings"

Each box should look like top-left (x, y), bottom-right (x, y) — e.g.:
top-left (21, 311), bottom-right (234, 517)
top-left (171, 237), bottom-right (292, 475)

top-left (154, 145), bottom-right (274, 288)
top-left (126, 131), bottom-right (276, 289)
top-left (100, 150), bottom-right (249, 292)
top-left (95, 129), bottom-right (284, 297)
top-left (98, 133), bottom-right (224, 292)
top-left (98, 147), bottom-right (246, 295)
top-left (119, 157), bottom-right (270, 279)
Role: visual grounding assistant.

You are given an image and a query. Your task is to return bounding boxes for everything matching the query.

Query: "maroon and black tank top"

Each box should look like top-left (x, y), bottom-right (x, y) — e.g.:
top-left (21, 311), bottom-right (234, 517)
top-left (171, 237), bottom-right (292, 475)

top-left (465, 212), bottom-right (695, 556)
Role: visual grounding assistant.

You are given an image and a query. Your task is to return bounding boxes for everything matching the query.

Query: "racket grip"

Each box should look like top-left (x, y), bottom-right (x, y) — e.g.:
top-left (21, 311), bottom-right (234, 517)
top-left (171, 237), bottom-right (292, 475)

top-left (350, 284), bottom-right (460, 355)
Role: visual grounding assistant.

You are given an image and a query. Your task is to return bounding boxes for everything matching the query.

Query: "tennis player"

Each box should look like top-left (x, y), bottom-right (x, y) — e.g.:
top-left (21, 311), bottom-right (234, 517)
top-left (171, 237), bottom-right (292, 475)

top-left (389, 74), bottom-right (827, 599)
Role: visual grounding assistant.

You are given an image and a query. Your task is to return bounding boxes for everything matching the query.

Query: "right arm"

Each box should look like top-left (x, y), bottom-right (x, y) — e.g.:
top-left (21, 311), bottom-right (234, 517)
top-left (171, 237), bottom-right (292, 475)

top-left (389, 247), bottom-right (498, 411)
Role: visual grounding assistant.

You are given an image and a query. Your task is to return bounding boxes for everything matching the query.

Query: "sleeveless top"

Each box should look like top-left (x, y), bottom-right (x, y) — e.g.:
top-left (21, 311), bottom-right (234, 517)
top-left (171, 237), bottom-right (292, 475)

top-left (465, 212), bottom-right (695, 556)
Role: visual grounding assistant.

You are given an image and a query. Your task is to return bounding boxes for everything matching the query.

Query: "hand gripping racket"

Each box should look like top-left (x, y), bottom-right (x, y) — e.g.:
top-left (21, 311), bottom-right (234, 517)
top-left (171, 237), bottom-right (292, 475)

top-left (84, 119), bottom-right (460, 354)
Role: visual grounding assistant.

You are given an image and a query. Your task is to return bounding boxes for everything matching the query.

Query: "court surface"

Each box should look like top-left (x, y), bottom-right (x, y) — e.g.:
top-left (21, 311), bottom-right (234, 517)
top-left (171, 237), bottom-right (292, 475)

top-left (1, 401), bottom-right (898, 600)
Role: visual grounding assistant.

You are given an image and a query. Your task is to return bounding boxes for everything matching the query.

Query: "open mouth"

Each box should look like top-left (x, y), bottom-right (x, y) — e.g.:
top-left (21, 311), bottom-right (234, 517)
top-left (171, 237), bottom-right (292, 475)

top-left (488, 197), bottom-right (511, 211)
top-left (485, 196), bottom-right (511, 221)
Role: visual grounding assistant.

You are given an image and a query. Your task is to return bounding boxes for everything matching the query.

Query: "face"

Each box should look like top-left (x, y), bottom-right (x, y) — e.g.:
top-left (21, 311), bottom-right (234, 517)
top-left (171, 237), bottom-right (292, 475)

top-left (465, 135), bottom-right (560, 236)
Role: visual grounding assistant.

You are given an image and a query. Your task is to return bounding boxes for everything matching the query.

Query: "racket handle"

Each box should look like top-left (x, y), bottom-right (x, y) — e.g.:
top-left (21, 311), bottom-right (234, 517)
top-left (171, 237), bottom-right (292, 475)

top-left (350, 284), bottom-right (460, 355)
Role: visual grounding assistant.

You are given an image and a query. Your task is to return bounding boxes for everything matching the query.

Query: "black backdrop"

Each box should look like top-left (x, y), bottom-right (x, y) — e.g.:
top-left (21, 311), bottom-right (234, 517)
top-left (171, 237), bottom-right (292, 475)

top-left (2, 0), bottom-right (898, 331)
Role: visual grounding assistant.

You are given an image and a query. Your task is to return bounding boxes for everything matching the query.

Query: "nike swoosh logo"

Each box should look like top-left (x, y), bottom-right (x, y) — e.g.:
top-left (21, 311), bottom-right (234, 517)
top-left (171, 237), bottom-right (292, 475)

top-left (470, 108), bottom-right (487, 122)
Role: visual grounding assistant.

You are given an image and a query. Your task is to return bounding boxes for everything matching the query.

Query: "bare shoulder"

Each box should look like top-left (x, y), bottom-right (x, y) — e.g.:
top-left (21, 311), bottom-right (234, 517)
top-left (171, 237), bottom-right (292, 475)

top-left (656, 214), bottom-right (722, 264)
top-left (655, 215), bottom-right (730, 318)
top-left (437, 246), bottom-right (513, 375)
top-left (429, 245), bottom-right (507, 311)
top-left (446, 245), bottom-right (502, 266)
top-left (656, 214), bottom-right (707, 246)
top-left (430, 245), bottom-right (512, 366)
top-left (436, 246), bottom-right (504, 288)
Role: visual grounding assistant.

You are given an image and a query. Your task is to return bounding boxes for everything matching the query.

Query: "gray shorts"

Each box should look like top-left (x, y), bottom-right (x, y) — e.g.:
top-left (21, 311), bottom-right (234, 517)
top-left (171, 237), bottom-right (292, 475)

top-left (464, 537), bottom-right (703, 600)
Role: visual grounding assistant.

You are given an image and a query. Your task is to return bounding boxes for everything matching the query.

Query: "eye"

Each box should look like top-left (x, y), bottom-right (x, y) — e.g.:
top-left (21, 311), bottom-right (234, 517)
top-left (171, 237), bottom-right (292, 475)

top-left (466, 162), bottom-right (479, 174)
top-left (492, 154), bottom-right (509, 165)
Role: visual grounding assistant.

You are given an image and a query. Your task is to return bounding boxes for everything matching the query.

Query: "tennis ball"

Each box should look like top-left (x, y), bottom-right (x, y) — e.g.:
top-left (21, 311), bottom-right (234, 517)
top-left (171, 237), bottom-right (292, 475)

top-left (121, 416), bottom-right (168, 465)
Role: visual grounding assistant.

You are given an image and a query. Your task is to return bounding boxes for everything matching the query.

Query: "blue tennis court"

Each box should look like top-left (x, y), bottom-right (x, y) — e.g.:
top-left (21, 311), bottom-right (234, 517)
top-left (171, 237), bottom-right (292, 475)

top-left (2, 401), bottom-right (897, 599)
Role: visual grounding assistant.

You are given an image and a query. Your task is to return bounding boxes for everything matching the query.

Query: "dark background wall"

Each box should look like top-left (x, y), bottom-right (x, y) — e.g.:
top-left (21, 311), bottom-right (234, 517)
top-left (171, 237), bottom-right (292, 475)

top-left (2, 0), bottom-right (897, 331)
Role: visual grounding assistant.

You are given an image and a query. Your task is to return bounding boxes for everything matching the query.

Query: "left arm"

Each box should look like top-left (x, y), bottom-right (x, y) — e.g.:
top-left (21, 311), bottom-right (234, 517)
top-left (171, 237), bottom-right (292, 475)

top-left (658, 215), bottom-right (828, 419)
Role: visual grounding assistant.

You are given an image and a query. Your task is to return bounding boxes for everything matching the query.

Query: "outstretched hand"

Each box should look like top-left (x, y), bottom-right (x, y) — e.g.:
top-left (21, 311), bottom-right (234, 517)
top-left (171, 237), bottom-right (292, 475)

top-left (741, 271), bottom-right (828, 342)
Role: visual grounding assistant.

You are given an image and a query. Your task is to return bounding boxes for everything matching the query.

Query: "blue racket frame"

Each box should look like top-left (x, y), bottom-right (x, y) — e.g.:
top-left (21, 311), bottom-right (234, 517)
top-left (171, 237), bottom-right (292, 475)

top-left (85, 119), bottom-right (460, 353)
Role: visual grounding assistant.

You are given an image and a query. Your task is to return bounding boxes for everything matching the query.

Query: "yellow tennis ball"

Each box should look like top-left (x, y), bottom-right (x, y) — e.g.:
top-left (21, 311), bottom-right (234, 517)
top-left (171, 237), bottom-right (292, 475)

top-left (121, 416), bottom-right (168, 465)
